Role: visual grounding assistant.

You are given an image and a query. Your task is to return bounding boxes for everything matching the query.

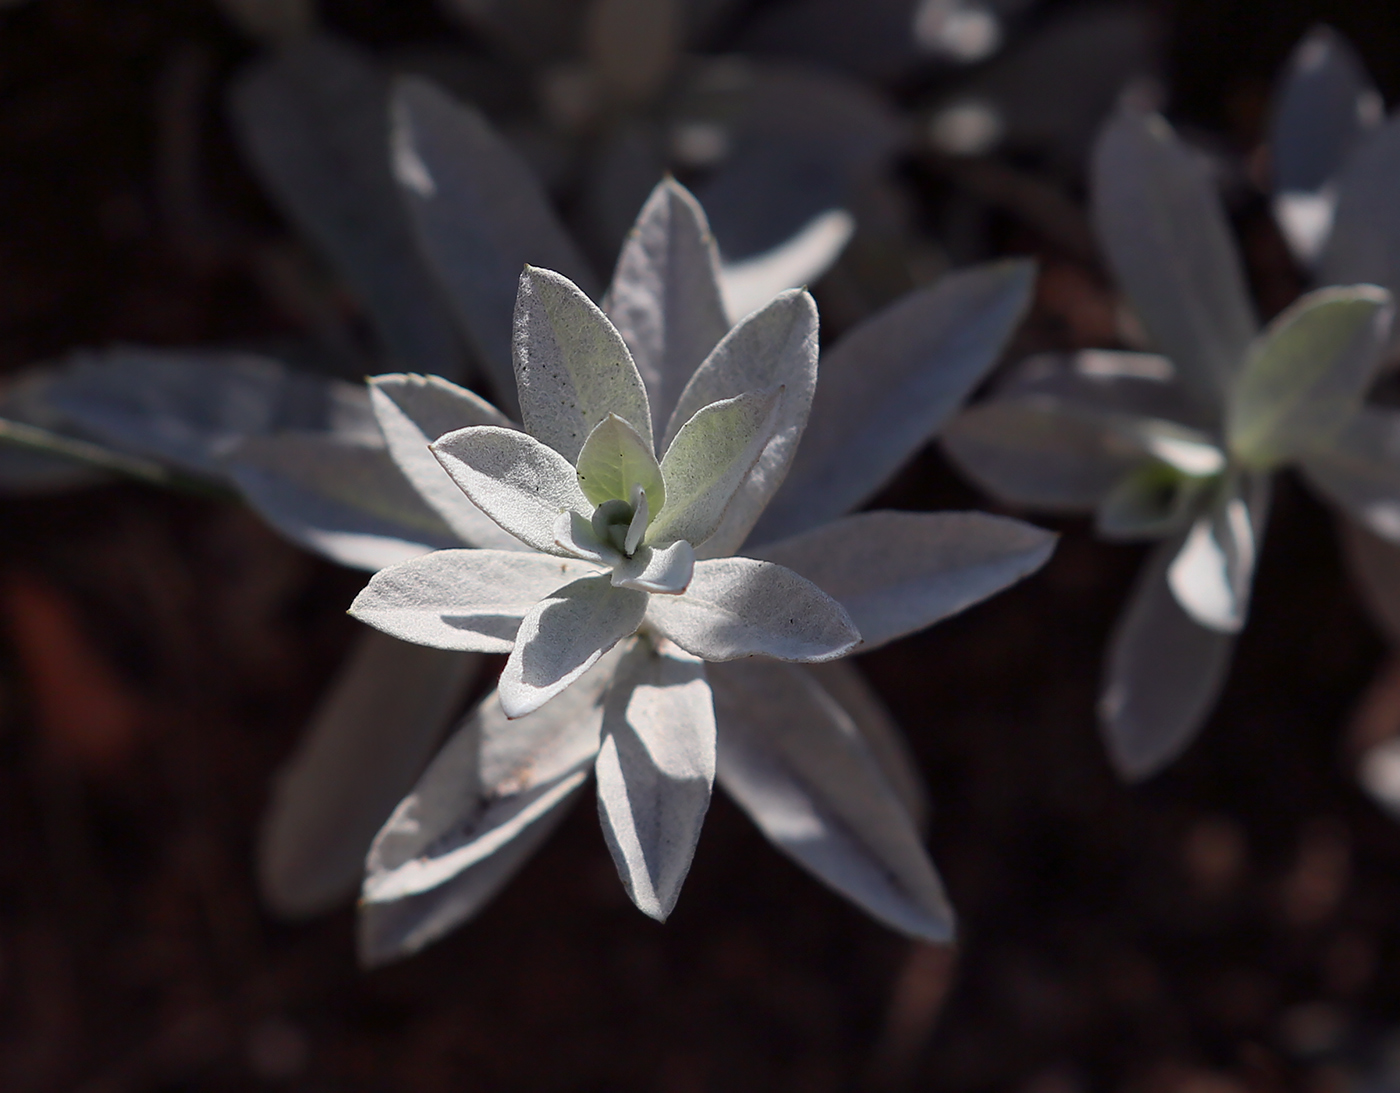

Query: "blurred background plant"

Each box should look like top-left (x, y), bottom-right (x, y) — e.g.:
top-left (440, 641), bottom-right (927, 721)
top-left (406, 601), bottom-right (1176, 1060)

top-left (4, 1), bottom-right (1400, 1091)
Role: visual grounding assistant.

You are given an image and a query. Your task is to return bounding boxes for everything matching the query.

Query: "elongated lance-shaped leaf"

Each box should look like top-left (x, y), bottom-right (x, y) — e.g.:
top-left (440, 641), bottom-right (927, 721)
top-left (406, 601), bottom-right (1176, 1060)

top-left (360, 647), bottom-right (626, 964)
top-left (1167, 472), bottom-right (1271, 633)
top-left (1322, 113), bottom-right (1400, 305)
top-left (575, 413), bottom-right (665, 514)
top-left (595, 639), bottom-right (714, 921)
top-left (431, 426), bottom-right (591, 556)
top-left (753, 260), bottom-right (1036, 543)
top-left (1100, 532), bottom-right (1239, 780)
top-left (499, 577), bottom-right (649, 718)
top-left (368, 374), bottom-right (523, 550)
top-left (349, 550), bottom-right (605, 651)
top-left (711, 659), bottom-right (954, 942)
top-left (230, 35), bottom-right (464, 379)
top-left (758, 511), bottom-right (1056, 651)
top-left (1228, 285), bottom-right (1392, 470)
top-left (390, 78), bottom-right (598, 411)
top-left (646, 557), bottom-right (859, 662)
top-left (664, 290), bottom-right (819, 557)
top-left (717, 209), bottom-right (854, 325)
top-left (604, 179), bottom-right (729, 438)
top-left (258, 630), bottom-right (483, 918)
top-left (649, 388), bottom-right (782, 548)
top-left (1092, 106), bottom-right (1257, 409)
top-left (1302, 407), bottom-right (1400, 543)
top-left (513, 267), bottom-right (654, 461)
top-left (1270, 25), bottom-right (1382, 266)
top-left (44, 348), bottom-right (377, 480)
top-left (229, 432), bottom-right (461, 571)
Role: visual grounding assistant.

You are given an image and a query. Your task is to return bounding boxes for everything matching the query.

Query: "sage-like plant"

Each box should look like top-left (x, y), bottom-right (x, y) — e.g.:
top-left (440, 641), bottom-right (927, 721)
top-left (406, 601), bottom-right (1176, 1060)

top-left (944, 103), bottom-right (1396, 780)
top-left (335, 178), bottom-right (1054, 963)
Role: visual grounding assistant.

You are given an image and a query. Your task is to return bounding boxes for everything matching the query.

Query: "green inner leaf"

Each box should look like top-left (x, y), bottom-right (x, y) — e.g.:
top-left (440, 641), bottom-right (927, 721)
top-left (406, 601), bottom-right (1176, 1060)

top-left (575, 413), bottom-right (665, 516)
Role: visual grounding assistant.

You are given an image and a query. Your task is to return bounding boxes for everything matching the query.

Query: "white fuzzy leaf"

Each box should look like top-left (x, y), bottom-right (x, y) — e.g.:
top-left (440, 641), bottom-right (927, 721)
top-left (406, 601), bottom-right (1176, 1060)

top-left (499, 576), bottom-right (649, 717)
top-left (431, 425), bottom-right (591, 555)
top-left (758, 510), bottom-right (1055, 651)
top-left (1100, 533), bottom-right (1238, 780)
top-left (390, 78), bottom-right (597, 409)
top-left (1092, 107), bottom-right (1257, 407)
top-left (650, 388), bottom-right (782, 548)
top-left (595, 640), bottom-right (714, 921)
top-left (604, 178), bottom-right (729, 438)
top-left (717, 209), bottom-right (855, 325)
top-left (258, 631), bottom-right (482, 918)
top-left (754, 260), bottom-right (1035, 542)
top-left (711, 659), bottom-right (954, 942)
top-left (368, 373), bottom-right (522, 550)
top-left (645, 557), bottom-right (859, 662)
top-left (612, 539), bottom-right (695, 594)
top-left (1166, 473), bottom-right (1271, 633)
top-left (350, 550), bottom-right (603, 651)
top-left (513, 267), bottom-right (653, 462)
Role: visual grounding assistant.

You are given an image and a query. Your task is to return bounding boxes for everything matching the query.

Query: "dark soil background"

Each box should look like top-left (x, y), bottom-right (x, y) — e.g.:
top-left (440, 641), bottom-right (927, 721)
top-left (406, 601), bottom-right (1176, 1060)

top-left (3, 1), bottom-right (1400, 1090)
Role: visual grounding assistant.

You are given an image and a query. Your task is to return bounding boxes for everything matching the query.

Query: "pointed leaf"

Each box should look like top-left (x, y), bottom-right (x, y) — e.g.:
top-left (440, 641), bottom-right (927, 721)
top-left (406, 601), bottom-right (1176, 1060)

top-left (646, 557), bottom-right (859, 662)
top-left (1227, 285), bottom-right (1392, 469)
top-left (575, 413), bottom-right (665, 513)
top-left (754, 260), bottom-right (1036, 542)
top-left (350, 549), bottom-right (603, 651)
top-left (390, 78), bottom-right (597, 409)
top-left (595, 639), bottom-right (714, 921)
top-left (612, 539), bottom-right (695, 594)
top-left (1167, 473), bottom-right (1271, 632)
top-left (229, 432), bottom-right (461, 571)
top-left (1092, 107), bottom-right (1257, 406)
top-left (604, 178), bottom-right (729, 437)
top-left (649, 388), bottom-right (782, 548)
top-left (431, 425), bottom-right (591, 555)
top-left (1321, 113), bottom-right (1400, 303)
top-left (663, 290), bottom-right (820, 556)
top-left (499, 576), bottom-right (649, 717)
top-left (1100, 533), bottom-right (1238, 780)
top-left (717, 209), bottom-right (854, 324)
top-left (1302, 407), bottom-right (1400, 542)
top-left (257, 631), bottom-right (483, 918)
top-left (513, 267), bottom-right (653, 462)
top-left (758, 511), bottom-right (1056, 651)
top-left (368, 373), bottom-right (522, 550)
top-left (711, 659), bottom-right (954, 942)
top-left (230, 36), bottom-right (464, 378)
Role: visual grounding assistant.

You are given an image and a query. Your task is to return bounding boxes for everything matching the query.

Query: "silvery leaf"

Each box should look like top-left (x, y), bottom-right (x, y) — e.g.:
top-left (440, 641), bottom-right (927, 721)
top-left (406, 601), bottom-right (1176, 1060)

top-left (499, 577), bottom-right (649, 718)
top-left (1092, 107), bottom-right (1257, 409)
top-left (1095, 460), bottom-right (1213, 541)
top-left (391, 78), bottom-right (597, 409)
top-left (368, 374), bottom-right (522, 550)
top-left (1302, 408), bottom-right (1400, 543)
top-left (649, 388), bottom-right (782, 549)
top-left (1341, 520), bottom-right (1400, 643)
top-left (44, 348), bottom-right (376, 479)
top-left (804, 661), bottom-right (928, 828)
top-left (258, 631), bottom-right (482, 918)
top-left (229, 432), bottom-right (461, 571)
top-left (603, 178), bottom-right (729, 437)
top-left (753, 260), bottom-right (1035, 543)
top-left (1227, 285), bottom-right (1392, 469)
top-left (1100, 532), bottom-right (1238, 780)
top-left (1321, 113), bottom-right (1400, 301)
top-left (431, 425), bottom-right (591, 555)
top-left (349, 550), bottom-right (604, 651)
top-left (595, 639), bottom-right (714, 921)
top-left (711, 659), bottom-right (954, 941)
top-left (664, 289), bottom-right (819, 557)
top-left (1166, 472), bottom-right (1271, 633)
top-left (717, 209), bottom-right (854, 325)
top-left (612, 539), bottom-right (695, 594)
top-left (758, 510), bottom-right (1055, 651)
top-left (996, 350), bottom-right (1206, 428)
top-left (359, 648), bottom-right (623, 963)
top-left (513, 267), bottom-right (654, 461)
top-left (230, 36), bottom-right (464, 379)
top-left (646, 557), bottom-right (859, 662)
top-left (0, 414), bottom-right (167, 493)
top-left (575, 413), bottom-right (665, 513)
